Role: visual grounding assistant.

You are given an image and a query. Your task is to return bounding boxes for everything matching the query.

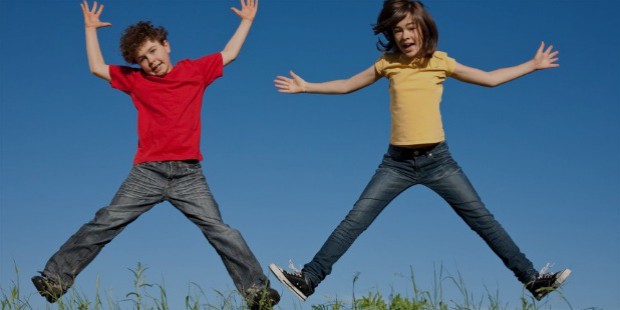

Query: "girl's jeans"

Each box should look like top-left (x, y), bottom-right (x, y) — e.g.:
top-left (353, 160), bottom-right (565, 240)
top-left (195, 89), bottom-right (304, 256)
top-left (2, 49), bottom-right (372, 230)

top-left (303, 142), bottom-right (538, 287)
top-left (42, 160), bottom-right (267, 294)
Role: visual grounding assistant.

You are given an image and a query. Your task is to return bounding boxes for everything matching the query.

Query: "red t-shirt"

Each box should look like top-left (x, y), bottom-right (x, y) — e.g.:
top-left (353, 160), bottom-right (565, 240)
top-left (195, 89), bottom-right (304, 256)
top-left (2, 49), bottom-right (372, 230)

top-left (109, 53), bottom-right (223, 164)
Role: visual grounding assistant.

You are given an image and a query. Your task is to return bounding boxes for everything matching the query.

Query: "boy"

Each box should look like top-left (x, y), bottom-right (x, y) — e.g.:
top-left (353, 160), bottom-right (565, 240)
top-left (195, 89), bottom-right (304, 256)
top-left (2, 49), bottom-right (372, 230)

top-left (31, 1), bottom-right (279, 309)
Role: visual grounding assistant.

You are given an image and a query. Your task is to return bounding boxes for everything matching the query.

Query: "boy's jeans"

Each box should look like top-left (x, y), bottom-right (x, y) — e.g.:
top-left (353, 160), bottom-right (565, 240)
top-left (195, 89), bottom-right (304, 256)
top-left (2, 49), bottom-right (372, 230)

top-left (42, 160), bottom-right (267, 294)
top-left (303, 142), bottom-right (538, 287)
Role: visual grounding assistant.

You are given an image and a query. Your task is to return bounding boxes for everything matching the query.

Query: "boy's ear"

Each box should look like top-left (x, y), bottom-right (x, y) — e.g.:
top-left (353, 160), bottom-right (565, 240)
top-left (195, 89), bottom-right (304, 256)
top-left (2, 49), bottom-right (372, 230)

top-left (163, 40), bottom-right (171, 53)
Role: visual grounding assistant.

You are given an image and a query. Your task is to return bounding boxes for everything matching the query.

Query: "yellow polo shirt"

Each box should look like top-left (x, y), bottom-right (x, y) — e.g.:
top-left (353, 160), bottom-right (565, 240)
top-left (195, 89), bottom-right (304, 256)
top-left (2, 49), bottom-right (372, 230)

top-left (374, 51), bottom-right (456, 145)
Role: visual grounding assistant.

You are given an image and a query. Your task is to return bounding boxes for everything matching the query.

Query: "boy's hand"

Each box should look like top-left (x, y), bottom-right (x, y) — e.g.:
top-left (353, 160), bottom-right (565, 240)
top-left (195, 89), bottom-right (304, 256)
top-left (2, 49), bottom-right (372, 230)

top-left (231, 0), bottom-right (258, 21)
top-left (532, 41), bottom-right (559, 70)
top-left (275, 71), bottom-right (307, 93)
top-left (81, 0), bottom-right (111, 29)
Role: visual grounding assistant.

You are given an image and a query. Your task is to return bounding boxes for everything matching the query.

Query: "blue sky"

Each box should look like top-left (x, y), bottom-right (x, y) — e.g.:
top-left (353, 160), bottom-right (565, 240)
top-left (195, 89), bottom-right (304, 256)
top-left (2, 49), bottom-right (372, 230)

top-left (1, 0), bottom-right (618, 309)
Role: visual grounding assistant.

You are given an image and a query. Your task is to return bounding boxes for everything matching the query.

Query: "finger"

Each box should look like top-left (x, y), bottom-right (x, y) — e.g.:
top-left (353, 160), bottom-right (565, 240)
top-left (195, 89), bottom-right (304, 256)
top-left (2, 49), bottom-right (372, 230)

top-left (275, 84), bottom-right (291, 91)
top-left (275, 76), bottom-right (293, 83)
top-left (545, 45), bottom-right (554, 55)
top-left (96, 4), bottom-right (104, 16)
top-left (549, 51), bottom-right (559, 58)
top-left (537, 41), bottom-right (545, 54)
top-left (230, 7), bottom-right (240, 15)
top-left (291, 74), bottom-right (304, 84)
top-left (275, 81), bottom-right (292, 89)
top-left (91, 1), bottom-right (98, 13)
top-left (239, 0), bottom-right (245, 9)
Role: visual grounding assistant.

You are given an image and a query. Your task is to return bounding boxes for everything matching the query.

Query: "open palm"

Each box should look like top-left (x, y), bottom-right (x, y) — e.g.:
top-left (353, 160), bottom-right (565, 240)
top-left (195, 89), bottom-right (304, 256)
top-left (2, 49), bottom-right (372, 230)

top-left (533, 41), bottom-right (559, 70)
top-left (274, 71), bottom-right (307, 93)
top-left (80, 0), bottom-right (111, 29)
top-left (231, 0), bottom-right (258, 21)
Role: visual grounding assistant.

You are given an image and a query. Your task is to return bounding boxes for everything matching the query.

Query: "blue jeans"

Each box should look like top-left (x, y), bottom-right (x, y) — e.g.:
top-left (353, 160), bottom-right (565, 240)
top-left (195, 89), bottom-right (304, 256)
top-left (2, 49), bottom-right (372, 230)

top-left (42, 160), bottom-right (268, 295)
top-left (303, 142), bottom-right (538, 287)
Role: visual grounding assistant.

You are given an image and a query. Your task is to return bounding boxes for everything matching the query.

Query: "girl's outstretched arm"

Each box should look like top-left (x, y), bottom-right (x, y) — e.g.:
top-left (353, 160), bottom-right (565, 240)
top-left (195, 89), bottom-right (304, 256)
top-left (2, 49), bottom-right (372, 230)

top-left (451, 42), bottom-right (559, 87)
top-left (81, 0), bottom-right (112, 81)
top-left (275, 66), bottom-right (380, 94)
top-left (221, 0), bottom-right (257, 66)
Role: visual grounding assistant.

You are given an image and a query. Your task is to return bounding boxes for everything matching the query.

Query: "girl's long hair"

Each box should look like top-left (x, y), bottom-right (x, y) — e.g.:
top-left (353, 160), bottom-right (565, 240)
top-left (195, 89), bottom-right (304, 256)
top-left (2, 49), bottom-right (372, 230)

top-left (373, 0), bottom-right (438, 58)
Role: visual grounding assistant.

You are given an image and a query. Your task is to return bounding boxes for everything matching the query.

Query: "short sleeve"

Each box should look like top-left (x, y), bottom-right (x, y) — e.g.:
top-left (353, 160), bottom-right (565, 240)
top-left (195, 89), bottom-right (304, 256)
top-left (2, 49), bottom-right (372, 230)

top-left (374, 55), bottom-right (387, 77)
top-left (434, 51), bottom-right (457, 76)
top-left (190, 53), bottom-right (224, 85)
top-left (109, 65), bottom-right (140, 93)
top-left (444, 55), bottom-right (456, 76)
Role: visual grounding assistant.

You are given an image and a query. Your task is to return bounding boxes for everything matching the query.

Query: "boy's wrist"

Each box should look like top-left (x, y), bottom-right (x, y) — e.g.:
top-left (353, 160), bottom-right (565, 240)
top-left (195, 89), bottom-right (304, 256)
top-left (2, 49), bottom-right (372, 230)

top-left (527, 59), bottom-right (538, 71)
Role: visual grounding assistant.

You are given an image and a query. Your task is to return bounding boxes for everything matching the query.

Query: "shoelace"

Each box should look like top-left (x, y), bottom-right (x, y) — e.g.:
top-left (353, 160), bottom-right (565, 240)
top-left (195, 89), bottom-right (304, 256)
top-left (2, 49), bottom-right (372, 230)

top-left (287, 259), bottom-right (303, 276)
top-left (538, 262), bottom-right (555, 278)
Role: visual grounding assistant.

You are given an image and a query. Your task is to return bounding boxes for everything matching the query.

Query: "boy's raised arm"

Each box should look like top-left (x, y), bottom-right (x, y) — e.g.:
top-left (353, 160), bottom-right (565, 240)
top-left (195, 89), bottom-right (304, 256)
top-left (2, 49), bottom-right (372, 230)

top-left (221, 0), bottom-right (257, 66)
top-left (81, 0), bottom-right (112, 81)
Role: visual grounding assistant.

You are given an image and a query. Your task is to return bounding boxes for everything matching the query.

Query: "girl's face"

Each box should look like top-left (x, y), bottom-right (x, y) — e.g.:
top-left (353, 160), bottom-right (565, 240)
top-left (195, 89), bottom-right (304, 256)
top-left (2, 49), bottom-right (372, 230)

top-left (392, 13), bottom-right (422, 58)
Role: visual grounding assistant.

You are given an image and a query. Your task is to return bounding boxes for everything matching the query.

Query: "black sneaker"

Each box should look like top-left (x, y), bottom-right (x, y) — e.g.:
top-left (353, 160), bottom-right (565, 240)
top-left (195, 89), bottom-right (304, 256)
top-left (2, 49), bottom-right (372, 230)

top-left (268, 263), bottom-right (314, 301)
top-left (246, 286), bottom-right (280, 310)
top-left (31, 275), bottom-right (68, 303)
top-left (526, 269), bottom-right (572, 300)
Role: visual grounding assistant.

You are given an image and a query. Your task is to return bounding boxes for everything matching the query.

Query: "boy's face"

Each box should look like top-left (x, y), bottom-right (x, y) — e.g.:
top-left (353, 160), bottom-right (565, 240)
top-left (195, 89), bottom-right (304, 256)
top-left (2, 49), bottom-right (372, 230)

top-left (392, 13), bottom-right (422, 58)
top-left (135, 39), bottom-right (173, 76)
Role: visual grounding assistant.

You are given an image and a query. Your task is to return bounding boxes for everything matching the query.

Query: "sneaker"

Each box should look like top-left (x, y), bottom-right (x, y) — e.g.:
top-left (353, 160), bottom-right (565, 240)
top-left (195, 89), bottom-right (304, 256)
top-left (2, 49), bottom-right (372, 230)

top-left (268, 263), bottom-right (314, 301)
top-left (31, 275), bottom-right (68, 303)
top-left (246, 286), bottom-right (280, 310)
top-left (526, 269), bottom-right (572, 300)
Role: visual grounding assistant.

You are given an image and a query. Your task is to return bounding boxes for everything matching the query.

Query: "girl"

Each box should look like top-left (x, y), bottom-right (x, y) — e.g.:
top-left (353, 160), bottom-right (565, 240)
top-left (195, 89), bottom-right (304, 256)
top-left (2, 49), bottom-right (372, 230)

top-left (269, 0), bottom-right (570, 302)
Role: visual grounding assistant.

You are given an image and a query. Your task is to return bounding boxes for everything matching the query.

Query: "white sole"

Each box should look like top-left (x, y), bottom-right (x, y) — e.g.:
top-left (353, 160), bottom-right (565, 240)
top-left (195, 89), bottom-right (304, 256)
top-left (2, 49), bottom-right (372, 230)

top-left (268, 264), bottom-right (308, 301)
top-left (554, 269), bottom-right (572, 287)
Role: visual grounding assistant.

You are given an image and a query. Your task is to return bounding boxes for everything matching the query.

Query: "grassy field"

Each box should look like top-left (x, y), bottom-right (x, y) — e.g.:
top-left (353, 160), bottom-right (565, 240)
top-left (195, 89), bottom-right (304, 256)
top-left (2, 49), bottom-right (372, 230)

top-left (1, 263), bottom-right (581, 310)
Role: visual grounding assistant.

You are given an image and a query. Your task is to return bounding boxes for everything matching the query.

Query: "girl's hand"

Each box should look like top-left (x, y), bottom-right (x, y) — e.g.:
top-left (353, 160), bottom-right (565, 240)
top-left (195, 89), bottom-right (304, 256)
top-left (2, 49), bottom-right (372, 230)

top-left (80, 0), bottom-right (111, 29)
top-left (275, 71), bottom-right (307, 93)
top-left (533, 41), bottom-right (559, 70)
top-left (231, 0), bottom-right (258, 22)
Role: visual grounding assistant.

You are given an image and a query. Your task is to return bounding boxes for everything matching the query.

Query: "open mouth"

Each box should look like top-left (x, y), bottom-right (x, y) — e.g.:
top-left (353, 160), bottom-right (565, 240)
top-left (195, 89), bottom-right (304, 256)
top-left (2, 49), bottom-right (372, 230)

top-left (151, 63), bottom-right (162, 73)
top-left (402, 42), bottom-right (416, 50)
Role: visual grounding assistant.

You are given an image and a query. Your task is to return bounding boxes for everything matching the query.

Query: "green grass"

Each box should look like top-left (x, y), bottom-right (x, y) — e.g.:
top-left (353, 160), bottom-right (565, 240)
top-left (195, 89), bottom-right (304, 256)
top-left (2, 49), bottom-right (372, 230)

top-left (1, 263), bottom-right (584, 310)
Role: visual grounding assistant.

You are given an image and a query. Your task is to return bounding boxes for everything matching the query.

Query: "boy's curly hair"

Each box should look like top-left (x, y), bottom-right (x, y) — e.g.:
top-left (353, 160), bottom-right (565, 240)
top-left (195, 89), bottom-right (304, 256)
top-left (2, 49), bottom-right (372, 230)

top-left (120, 21), bottom-right (168, 64)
